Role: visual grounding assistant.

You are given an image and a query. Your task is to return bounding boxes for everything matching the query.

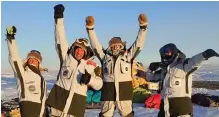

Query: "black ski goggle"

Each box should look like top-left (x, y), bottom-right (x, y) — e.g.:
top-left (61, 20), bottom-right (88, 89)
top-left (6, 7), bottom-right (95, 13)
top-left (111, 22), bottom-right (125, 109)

top-left (160, 47), bottom-right (174, 60)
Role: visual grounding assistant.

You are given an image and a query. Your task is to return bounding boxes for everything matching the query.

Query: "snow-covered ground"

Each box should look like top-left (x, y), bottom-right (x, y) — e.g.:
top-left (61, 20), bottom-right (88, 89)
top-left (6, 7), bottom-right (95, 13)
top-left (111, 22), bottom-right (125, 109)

top-left (1, 64), bottom-right (219, 117)
top-left (84, 104), bottom-right (219, 117)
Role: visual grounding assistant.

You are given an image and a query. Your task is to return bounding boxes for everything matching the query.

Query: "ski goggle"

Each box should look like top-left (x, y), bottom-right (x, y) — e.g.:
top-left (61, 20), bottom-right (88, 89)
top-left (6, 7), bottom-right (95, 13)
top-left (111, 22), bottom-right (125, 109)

top-left (110, 43), bottom-right (124, 50)
top-left (159, 47), bottom-right (174, 60)
top-left (160, 47), bottom-right (172, 56)
top-left (76, 38), bottom-right (89, 46)
top-left (30, 50), bottom-right (41, 55)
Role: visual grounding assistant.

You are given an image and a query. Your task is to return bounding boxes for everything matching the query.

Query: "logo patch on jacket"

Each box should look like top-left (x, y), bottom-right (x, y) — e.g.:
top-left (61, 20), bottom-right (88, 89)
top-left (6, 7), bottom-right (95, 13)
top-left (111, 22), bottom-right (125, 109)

top-left (87, 60), bottom-right (97, 67)
top-left (63, 70), bottom-right (69, 77)
top-left (28, 85), bottom-right (36, 92)
top-left (175, 81), bottom-right (180, 85)
top-left (125, 67), bottom-right (128, 71)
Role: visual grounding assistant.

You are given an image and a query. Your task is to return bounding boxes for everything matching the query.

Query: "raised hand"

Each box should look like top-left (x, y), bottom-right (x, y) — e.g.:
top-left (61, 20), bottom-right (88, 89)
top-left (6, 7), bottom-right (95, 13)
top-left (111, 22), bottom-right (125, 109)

top-left (6, 26), bottom-right (17, 39)
top-left (138, 14), bottom-right (148, 24)
top-left (86, 16), bottom-right (95, 26)
top-left (202, 49), bottom-right (219, 59)
top-left (80, 69), bottom-right (91, 85)
top-left (54, 4), bottom-right (65, 19)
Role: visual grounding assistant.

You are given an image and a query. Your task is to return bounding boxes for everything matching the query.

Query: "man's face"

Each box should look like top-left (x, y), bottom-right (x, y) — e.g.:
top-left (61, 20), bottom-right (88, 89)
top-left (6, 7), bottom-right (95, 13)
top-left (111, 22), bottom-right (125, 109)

top-left (27, 58), bottom-right (39, 68)
top-left (74, 47), bottom-right (85, 60)
top-left (110, 43), bottom-right (124, 56)
top-left (110, 44), bottom-right (121, 51)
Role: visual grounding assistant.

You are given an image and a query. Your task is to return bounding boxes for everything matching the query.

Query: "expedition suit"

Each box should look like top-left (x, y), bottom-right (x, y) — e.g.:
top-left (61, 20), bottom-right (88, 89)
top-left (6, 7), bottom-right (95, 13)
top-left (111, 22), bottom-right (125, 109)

top-left (46, 4), bottom-right (103, 117)
top-left (6, 26), bottom-right (47, 117)
top-left (86, 15), bottom-right (148, 117)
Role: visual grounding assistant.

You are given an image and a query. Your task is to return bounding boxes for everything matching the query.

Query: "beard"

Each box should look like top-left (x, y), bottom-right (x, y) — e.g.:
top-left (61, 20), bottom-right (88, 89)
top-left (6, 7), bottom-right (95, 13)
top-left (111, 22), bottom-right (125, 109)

top-left (112, 50), bottom-right (120, 56)
top-left (27, 64), bottom-right (40, 75)
top-left (112, 49), bottom-right (125, 56)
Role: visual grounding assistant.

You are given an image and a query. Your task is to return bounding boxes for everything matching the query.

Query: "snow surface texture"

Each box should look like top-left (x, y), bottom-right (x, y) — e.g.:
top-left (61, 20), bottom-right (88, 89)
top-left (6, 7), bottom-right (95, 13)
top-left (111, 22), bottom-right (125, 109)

top-left (84, 104), bottom-right (219, 117)
top-left (1, 64), bottom-right (219, 117)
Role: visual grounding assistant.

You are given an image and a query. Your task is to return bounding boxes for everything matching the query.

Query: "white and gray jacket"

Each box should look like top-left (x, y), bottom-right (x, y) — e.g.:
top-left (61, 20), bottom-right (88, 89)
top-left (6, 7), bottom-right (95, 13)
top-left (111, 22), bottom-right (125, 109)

top-left (86, 23), bottom-right (148, 101)
top-left (46, 18), bottom-right (103, 117)
top-left (159, 53), bottom-right (207, 117)
top-left (7, 39), bottom-right (47, 117)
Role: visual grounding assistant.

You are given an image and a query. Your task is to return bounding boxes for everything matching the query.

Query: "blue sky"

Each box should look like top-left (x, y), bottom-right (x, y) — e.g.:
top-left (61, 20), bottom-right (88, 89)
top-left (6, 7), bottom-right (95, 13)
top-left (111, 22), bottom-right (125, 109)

top-left (1, 1), bottom-right (219, 71)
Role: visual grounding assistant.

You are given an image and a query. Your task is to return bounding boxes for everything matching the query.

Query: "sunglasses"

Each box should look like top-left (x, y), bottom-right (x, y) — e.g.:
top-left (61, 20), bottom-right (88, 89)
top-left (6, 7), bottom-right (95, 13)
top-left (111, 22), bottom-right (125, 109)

top-left (30, 50), bottom-right (41, 55)
top-left (76, 38), bottom-right (89, 46)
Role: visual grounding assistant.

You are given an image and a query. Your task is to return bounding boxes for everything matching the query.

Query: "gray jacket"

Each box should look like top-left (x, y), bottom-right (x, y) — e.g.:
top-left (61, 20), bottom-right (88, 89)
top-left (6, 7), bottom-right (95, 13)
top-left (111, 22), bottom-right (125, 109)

top-left (159, 53), bottom-right (206, 117)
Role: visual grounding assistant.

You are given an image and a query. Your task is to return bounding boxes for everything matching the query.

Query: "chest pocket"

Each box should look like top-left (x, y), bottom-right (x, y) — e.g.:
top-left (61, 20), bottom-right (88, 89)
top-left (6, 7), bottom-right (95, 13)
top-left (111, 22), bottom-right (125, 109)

top-left (60, 66), bottom-right (73, 79)
top-left (169, 68), bottom-right (184, 88)
top-left (120, 59), bottom-right (131, 75)
top-left (25, 80), bottom-right (40, 95)
top-left (103, 58), bottom-right (112, 75)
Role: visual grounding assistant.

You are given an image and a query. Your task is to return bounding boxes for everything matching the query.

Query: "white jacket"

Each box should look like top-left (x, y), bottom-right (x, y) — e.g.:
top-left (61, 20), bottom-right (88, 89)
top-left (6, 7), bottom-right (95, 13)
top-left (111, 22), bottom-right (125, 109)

top-left (7, 39), bottom-right (47, 117)
top-left (46, 18), bottom-right (103, 117)
top-left (86, 23), bottom-right (148, 101)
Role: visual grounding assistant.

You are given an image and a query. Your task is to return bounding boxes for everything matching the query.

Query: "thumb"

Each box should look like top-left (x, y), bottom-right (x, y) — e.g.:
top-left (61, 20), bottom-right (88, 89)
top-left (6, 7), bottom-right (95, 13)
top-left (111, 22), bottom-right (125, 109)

top-left (85, 69), bottom-right (89, 74)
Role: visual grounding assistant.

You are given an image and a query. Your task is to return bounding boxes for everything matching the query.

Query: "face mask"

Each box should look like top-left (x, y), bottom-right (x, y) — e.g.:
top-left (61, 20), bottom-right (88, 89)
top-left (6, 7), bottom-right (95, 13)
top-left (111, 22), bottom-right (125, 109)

top-left (112, 49), bottom-right (121, 56)
top-left (161, 54), bottom-right (177, 65)
top-left (160, 44), bottom-right (179, 65)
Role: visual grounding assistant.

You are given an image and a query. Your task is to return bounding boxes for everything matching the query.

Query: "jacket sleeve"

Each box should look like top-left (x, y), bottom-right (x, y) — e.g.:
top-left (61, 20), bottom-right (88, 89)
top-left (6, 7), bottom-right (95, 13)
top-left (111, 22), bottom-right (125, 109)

top-left (127, 23), bottom-right (148, 60)
top-left (147, 70), bottom-right (162, 82)
top-left (183, 53), bottom-right (206, 73)
top-left (85, 60), bottom-right (103, 90)
top-left (88, 75), bottom-right (103, 90)
top-left (86, 26), bottom-right (105, 61)
top-left (7, 39), bottom-right (24, 77)
top-left (55, 18), bottom-right (69, 63)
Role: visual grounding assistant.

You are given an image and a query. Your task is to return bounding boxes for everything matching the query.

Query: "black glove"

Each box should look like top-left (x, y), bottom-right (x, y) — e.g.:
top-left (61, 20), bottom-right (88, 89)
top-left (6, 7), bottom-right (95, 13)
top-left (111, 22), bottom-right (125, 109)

top-left (54, 4), bottom-right (65, 19)
top-left (6, 26), bottom-right (17, 39)
top-left (80, 69), bottom-right (91, 85)
top-left (202, 49), bottom-right (219, 60)
top-left (94, 66), bottom-right (102, 77)
top-left (149, 62), bottom-right (161, 71)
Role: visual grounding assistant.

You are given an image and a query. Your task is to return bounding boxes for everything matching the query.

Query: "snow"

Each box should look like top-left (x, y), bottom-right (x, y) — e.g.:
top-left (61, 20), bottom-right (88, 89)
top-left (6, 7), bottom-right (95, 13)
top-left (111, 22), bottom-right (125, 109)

top-left (193, 88), bottom-right (219, 96)
top-left (84, 104), bottom-right (219, 117)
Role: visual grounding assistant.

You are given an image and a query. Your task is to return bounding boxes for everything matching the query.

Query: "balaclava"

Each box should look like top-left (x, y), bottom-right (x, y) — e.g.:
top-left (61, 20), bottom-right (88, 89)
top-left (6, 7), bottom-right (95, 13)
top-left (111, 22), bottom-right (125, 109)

top-left (108, 37), bottom-right (126, 56)
top-left (159, 43), bottom-right (179, 65)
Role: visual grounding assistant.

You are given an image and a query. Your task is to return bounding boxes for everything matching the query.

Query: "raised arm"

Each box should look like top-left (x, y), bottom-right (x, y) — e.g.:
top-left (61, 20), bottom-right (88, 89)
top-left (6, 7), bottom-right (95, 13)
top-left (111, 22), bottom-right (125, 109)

top-left (86, 16), bottom-right (105, 61)
top-left (127, 14), bottom-right (149, 60)
top-left (183, 49), bottom-right (219, 72)
top-left (54, 4), bottom-right (69, 63)
top-left (6, 26), bottom-right (25, 76)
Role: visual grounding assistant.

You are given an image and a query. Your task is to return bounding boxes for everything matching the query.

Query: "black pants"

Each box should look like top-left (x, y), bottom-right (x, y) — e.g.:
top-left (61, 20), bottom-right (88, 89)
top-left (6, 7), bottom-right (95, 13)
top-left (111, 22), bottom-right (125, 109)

top-left (158, 99), bottom-right (193, 117)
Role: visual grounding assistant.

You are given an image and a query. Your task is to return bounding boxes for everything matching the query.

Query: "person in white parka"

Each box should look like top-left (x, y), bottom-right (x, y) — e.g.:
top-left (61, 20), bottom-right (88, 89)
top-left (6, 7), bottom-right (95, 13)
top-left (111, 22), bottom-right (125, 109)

top-left (46, 4), bottom-right (103, 117)
top-left (6, 26), bottom-right (48, 117)
top-left (85, 14), bottom-right (149, 117)
top-left (157, 43), bottom-right (219, 117)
